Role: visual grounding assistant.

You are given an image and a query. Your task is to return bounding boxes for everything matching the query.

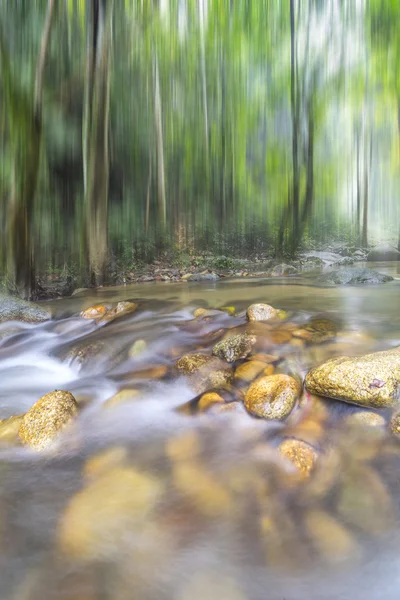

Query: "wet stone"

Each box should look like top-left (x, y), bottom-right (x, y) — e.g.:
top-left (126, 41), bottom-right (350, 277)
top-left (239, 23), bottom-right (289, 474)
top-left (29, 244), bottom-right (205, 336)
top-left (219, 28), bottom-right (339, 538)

top-left (212, 333), bottom-right (256, 363)
top-left (305, 346), bottom-right (400, 408)
top-left (0, 414), bottom-right (24, 445)
top-left (244, 374), bottom-right (300, 420)
top-left (175, 353), bottom-right (213, 375)
top-left (279, 439), bottom-right (318, 479)
top-left (19, 390), bottom-right (78, 451)
top-left (246, 303), bottom-right (280, 322)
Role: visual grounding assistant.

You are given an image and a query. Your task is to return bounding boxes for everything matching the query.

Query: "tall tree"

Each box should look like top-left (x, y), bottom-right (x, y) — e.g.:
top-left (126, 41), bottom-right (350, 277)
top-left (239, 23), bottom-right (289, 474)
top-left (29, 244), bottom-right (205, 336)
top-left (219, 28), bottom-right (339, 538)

top-left (0, 0), bottom-right (55, 298)
top-left (84, 0), bottom-right (114, 285)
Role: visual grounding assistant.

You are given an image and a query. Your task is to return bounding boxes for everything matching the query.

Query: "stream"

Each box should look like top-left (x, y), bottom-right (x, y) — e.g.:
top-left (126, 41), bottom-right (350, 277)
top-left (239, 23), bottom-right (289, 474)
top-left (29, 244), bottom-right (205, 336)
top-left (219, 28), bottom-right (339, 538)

top-left (1, 262), bottom-right (400, 599)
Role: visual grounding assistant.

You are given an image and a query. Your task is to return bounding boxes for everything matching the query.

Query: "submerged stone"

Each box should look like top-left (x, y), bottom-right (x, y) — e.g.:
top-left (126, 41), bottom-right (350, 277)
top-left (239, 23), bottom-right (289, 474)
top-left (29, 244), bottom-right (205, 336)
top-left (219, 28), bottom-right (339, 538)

top-left (271, 263), bottom-right (298, 276)
top-left (0, 414), bottom-right (24, 445)
top-left (317, 268), bottom-right (393, 285)
top-left (305, 346), bottom-right (400, 408)
top-left (279, 439), bottom-right (318, 478)
top-left (367, 242), bottom-right (400, 262)
top-left (0, 294), bottom-right (51, 323)
top-left (212, 333), bottom-right (256, 363)
top-left (58, 466), bottom-right (163, 560)
top-left (244, 374), bottom-right (300, 419)
top-left (19, 390), bottom-right (78, 451)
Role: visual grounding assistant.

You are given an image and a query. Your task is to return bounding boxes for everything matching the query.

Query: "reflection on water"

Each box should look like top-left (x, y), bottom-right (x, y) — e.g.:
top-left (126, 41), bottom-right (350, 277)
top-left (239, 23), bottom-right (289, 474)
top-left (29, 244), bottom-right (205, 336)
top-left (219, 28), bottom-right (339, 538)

top-left (1, 271), bottom-right (400, 599)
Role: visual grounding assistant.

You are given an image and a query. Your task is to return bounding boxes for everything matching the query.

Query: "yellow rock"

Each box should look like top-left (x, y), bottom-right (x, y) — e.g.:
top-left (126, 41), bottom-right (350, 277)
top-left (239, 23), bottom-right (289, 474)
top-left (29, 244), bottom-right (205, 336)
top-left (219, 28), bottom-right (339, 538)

top-left (246, 303), bottom-right (280, 322)
top-left (58, 467), bottom-right (163, 560)
top-left (103, 389), bottom-right (140, 409)
top-left (83, 447), bottom-right (128, 481)
top-left (128, 339), bottom-right (147, 357)
top-left (344, 411), bottom-right (386, 428)
top-left (234, 360), bottom-right (267, 382)
top-left (0, 414), bottom-right (24, 445)
top-left (175, 353), bottom-right (212, 375)
top-left (244, 374), bottom-right (300, 420)
top-left (304, 509), bottom-right (360, 565)
top-left (279, 439), bottom-right (318, 478)
top-left (172, 462), bottom-right (232, 517)
top-left (19, 390), bottom-right (78, 451)
top-left (220, 306), bottom-right (236, 315)
top-left (337, 466), bottom-right (396, 535)
top-left (390, 409), bottom-right (400, 434)
top-left (166, 430), bottom-right (202, 462)
top-left (193, 307), bottom-right (208, 318)
top-left (80, 304), bottom-right (109, 319)
top-left (197, 392), bottom-right (224, 412)
top-left (305, 346), bottom-right (400, 408)
top-left (250, 353), bottom-right (279, 364)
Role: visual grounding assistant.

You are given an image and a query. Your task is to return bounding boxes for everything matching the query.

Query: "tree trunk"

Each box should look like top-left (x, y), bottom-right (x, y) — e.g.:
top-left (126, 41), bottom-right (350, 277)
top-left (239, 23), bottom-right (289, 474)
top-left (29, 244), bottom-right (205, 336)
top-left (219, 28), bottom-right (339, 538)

top-left (85, 0), bottom-right (114, 286)
top-left (198, 0), bottom-right (209, 163)
top-left (355, 124), bottom-right (361, 243)
top-left (153, 51), bottom-right (166, 228)
top-left (1, 0), bottom-right (55, 299)
top-left (290, 0), bottom-right (300, 254)
top-left (361, 135), bottom-right (371, 248)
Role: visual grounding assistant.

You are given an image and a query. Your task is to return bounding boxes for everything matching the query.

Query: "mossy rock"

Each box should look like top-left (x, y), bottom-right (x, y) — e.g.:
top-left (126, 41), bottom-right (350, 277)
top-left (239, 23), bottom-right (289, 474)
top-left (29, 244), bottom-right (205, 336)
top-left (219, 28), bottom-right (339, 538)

top-left (305, 346), bottom-right (400, 408)
top-left (0, 294), bottom-right (51, 323)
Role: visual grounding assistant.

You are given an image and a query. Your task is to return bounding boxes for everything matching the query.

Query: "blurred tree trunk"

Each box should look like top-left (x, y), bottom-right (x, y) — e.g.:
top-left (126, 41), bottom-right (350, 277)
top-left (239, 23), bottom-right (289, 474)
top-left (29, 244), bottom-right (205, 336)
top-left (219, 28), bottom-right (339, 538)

top-left (361, 135), bottom-right (372, 248)
top-left (0, 0), bottom-right (55, 299)
top-left (153, 50), bottom-right (166, 228)
top-left (355, 123), bottom-right (361, 244)
top-left (84, 0), bottom-right (114, 286)
top-left (290, 0), bottom-right (300, 254)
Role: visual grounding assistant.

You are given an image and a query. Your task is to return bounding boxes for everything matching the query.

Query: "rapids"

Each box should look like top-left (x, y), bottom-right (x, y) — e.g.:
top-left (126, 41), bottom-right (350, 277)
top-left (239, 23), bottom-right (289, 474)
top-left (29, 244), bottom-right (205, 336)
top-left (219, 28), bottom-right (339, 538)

top-left (1, 263), bottom-right (400, 599)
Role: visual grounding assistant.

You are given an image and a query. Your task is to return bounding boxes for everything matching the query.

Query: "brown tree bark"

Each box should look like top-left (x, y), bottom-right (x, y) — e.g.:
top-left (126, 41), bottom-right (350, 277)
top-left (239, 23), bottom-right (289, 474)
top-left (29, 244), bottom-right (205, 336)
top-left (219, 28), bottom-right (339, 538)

top-left (84, 0), bottom-right (114, 285)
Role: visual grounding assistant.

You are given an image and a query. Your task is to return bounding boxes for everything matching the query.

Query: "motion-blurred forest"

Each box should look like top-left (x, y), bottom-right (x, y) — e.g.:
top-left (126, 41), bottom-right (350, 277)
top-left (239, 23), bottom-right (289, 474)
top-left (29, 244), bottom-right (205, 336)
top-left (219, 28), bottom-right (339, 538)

top-left (0, 0), bottom-right (399, 296)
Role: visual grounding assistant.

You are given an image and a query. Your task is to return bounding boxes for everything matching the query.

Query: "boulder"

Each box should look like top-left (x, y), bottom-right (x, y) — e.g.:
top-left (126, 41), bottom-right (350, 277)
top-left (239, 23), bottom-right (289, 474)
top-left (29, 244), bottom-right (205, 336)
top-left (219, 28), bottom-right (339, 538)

top-left (244, 374), bottom-right (300, 419)
top-left (212, 333), bottom-right (256, 363)
top-left (19, 390), bottom-right (78, 450)
top-left (186, 273), bottom-right (219, 282)
top-left (0, 294), bottom-right (51, 323)
top-left (367, 242), bottom-right (400, 262)
top-left (317, 268), bottom-right (393, 285)
top-left (246, 303), bottom-right (280, 322)
top-left (305, 346), bottom-right (400, 408)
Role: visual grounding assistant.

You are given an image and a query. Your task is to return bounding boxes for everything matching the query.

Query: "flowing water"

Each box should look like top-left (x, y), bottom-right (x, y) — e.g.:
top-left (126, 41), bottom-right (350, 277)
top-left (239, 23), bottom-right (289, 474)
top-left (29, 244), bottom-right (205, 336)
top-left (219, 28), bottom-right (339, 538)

top-left (1, 263), bottom-right (400, 600)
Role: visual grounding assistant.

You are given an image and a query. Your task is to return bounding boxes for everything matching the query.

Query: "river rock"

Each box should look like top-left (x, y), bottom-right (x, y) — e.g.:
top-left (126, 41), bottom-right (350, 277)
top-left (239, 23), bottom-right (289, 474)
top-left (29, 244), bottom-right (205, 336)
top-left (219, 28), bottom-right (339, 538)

top-left (317, 268), bottom-right (393, 285)
top-left (19, 390), bottom-right (78, 451)
top-left (244, 374), bottom-right (300, 419)
top-left (186, 273), bottom-right (219, 282)
top-left (271, 263), bottom-right (298, 276)
top-left (336, 466), bottom-right (395, 535)
top-left (234, 360), bottom-right (268, 383)
top-left (304, 509), bottom-right (359, 564)
top-left (176, 353), bottom-right (213, 375)
top-left (305, 346), bottom-right (400, 408)
top-left (190, 357), bottom-right (233, 393)
top-left (0, 294), bottom-right (51, 323)
top-left (279, 439), bottom-right (318, 478)
top-left (0, 414), bottom-right (24, 445)
top-left (246, 303), bottom-right (280, 322)
top-left (58, 466), bottom-right (163, 560)
top-left (212, 333), bottom-right (256, 363)
top-left (367, 242), bottom-right (400, 262)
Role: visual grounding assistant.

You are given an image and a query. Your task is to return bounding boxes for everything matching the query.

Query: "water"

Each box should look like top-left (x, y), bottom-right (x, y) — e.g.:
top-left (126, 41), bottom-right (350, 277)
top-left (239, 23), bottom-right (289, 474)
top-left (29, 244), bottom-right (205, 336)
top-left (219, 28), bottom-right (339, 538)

top-left (1, 265), bottom-right (400, 599)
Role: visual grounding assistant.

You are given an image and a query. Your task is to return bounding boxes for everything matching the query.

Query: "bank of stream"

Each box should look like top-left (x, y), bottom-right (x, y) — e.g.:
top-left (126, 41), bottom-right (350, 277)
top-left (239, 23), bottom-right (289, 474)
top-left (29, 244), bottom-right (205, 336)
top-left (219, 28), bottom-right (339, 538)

top-left (1, 261), bottom-right (400, 599)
